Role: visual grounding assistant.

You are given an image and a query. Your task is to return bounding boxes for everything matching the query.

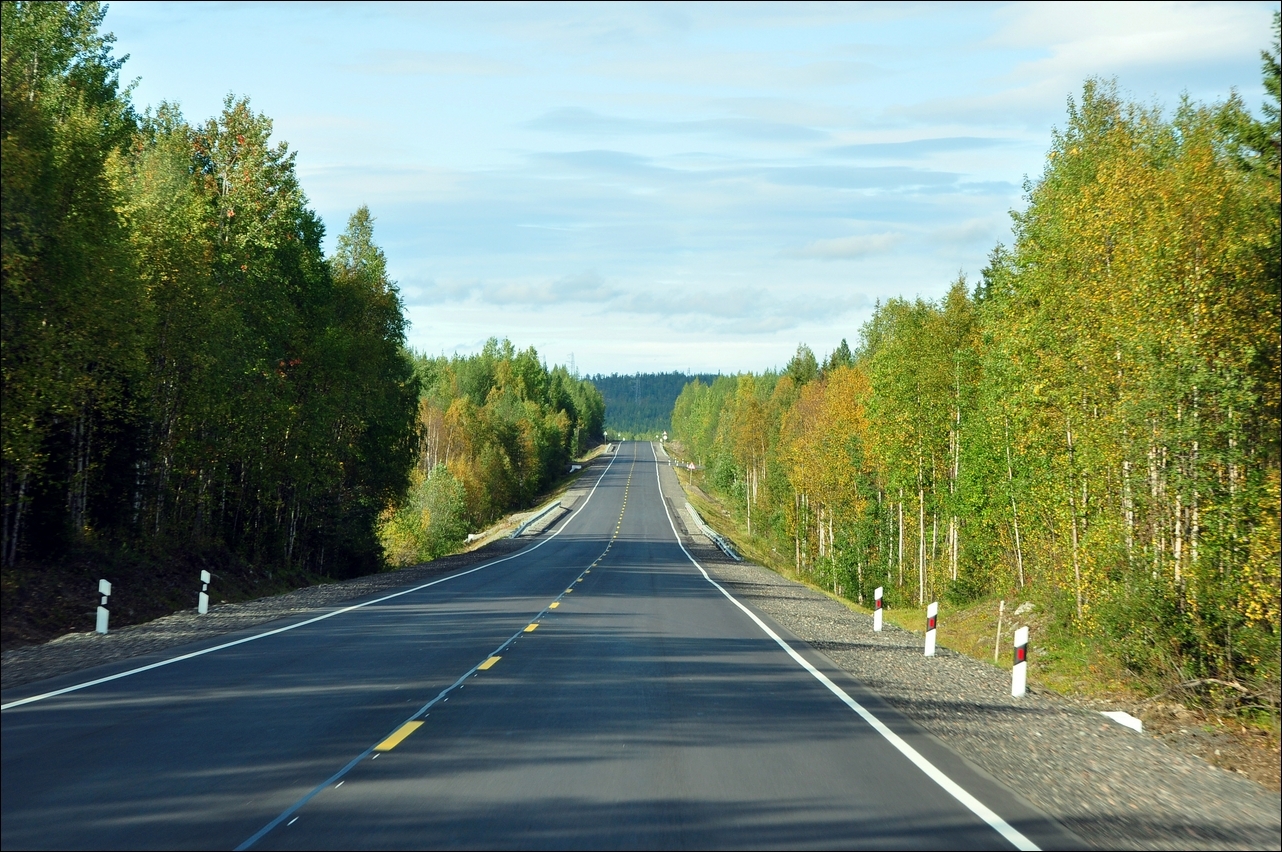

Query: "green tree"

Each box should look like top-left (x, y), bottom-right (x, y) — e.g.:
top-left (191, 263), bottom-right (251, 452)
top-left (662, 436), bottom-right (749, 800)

top-left (2, 0), bottom-right (140, 564)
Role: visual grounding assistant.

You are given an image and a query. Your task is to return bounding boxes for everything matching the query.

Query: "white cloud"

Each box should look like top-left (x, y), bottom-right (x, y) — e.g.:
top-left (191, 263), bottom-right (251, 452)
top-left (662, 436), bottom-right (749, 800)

top-left (350, 49), bottom-right (522, 77)
top-left (932, 217), bottom-right (1002, 245)
top-left (408, 272), bottom-right (620, 307)
top-left (991, 2), bottom-right (1267, 72)
top-left (792, 232), bottom-right (905, 260)
top-left (106, 0), bottom-right (1271, 373)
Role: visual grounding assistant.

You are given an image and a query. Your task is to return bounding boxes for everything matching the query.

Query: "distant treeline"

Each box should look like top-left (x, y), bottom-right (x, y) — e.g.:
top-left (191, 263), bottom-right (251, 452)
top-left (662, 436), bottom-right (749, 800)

top-left (379, 341), bottom-right (604, 565)
top-left (591, 372), bottom-right (720, 437)
top-left (673, 59), bottom-right (1280, 700)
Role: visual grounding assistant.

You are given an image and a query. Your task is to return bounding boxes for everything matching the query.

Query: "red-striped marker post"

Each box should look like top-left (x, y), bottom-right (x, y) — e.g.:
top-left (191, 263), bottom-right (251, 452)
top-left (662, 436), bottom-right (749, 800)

top-left (95, 579), bottom-right (111, 634)
top-left (1011, 626), bottom-right (1029, 697)
top-left (873, 586), bottom-right (883, 632)
top-left (924, 601), bottom-right (938, 656)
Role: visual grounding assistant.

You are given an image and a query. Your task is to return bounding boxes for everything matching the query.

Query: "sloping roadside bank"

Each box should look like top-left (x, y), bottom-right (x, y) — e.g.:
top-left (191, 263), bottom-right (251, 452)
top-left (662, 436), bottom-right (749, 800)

top-left (1, 452), bottom-right (610, 692)
top-left (654, 450), bottom-right (1281, 851)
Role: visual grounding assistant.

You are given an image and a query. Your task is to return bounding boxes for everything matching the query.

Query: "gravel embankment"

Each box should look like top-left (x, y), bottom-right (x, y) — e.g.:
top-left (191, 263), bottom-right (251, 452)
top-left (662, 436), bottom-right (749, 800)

top-left (0, 539), bottom-right (527, 692)
top-left (656, 459), bottom-right (1281, 851)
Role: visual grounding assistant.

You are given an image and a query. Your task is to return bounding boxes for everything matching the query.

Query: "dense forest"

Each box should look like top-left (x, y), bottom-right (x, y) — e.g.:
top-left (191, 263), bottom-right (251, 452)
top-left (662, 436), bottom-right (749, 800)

top-left (673, 34), bottom-right (1280, 704)
top-left (1, 1), bottom-right (416, 615)
top-left (379, 342), bottom-right (603, 565)
top-left (0, 3), bottom-right (600, 640)
top-left (592, 372), bottom-right (719, 437)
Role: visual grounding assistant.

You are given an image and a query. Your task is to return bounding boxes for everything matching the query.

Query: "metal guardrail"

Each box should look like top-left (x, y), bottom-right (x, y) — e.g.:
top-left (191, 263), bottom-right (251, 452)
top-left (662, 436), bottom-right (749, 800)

top-left (684, 502), bottom-right (742, 561)
top-left (511, 501), bottom-right (562, 538)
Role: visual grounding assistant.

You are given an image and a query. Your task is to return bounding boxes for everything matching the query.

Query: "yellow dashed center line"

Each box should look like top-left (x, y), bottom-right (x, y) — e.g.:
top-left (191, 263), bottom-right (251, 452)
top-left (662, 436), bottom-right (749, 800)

top-left (374, 721), bottom-right (423, 752)
top-left (339, 452), bottom-right (644, 777)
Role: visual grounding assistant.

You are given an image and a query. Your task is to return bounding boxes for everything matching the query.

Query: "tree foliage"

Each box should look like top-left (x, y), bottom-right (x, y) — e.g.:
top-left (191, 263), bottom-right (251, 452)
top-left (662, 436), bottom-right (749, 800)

top-left (379, 340), bottom-right (604, 566)
top-left (2, 4), bottom-right (419, 600)
top-left (672, 35), bottom-right (1281, 696)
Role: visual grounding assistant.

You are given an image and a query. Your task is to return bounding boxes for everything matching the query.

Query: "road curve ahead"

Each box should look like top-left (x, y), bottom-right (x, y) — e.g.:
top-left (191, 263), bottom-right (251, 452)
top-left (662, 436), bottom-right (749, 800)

top-left (2, 442), bottom-right (1079, 850)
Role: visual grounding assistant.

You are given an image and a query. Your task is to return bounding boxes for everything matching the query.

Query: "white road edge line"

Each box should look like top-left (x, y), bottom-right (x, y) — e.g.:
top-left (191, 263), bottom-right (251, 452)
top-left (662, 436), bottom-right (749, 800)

top-left (1, 449), bottom-right (620, 712)
top-left (651, 443), bottom-right (1039, 852)
top-left (234, 446), bottom-right (630, 851)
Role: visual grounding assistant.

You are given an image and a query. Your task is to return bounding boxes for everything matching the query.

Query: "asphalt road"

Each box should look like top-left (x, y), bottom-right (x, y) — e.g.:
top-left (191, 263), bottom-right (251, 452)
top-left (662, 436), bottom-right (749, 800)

top-left (1, 442), bottom-right (1080, 850)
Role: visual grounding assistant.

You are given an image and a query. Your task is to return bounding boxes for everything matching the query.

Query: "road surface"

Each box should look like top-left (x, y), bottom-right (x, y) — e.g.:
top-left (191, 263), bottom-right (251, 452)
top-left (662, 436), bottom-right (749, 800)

top-left (1, 442), bottom-right (1078, 850)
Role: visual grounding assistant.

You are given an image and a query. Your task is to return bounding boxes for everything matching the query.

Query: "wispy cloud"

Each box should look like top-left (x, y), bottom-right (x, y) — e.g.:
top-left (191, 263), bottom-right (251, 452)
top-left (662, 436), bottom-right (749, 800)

top-left (827, 136), bottom-right (1016, 160)
top-left (790, 232), bottom-right (905, 260)
top-left (764, 165), bottom-right (960, 190)
top-left (107, 0), bottom-right (1274, 372)
top-left (406, 270), bottom-right (869, 333)
top-left (526, 108), bottom-right (826, 142)
top-left (350, 49), bottom-right (521, 77)
top-left (408, 272), bottom-right (620, 307)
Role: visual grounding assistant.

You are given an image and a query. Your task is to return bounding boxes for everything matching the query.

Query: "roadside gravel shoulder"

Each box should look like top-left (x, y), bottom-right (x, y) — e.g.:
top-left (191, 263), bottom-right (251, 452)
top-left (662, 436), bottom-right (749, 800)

top-left (0, 539), bottom-right (525, 692)
top-left (655, 456), bottom-right (1281, 852)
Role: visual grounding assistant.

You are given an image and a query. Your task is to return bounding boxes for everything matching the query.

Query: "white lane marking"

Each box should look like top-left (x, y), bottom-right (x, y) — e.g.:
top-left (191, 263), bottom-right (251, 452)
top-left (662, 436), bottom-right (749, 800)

top-left (235, 445), bottom-right (636, 851)
top-left (650, 443), bottom-right (1039, 852)
top-left (2, 449), bottom-right (621, 712)
top-left (287, 818), bottom-right (298, 827)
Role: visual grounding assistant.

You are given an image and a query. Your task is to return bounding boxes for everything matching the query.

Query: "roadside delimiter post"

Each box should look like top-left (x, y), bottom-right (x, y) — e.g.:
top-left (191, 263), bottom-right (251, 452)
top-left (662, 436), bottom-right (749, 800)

top-left (1011, 626), bottom-right (1029, 697)
top-left (924, 601), bottom-right (938, 657)
top-left (96, 579), bottom-right (111, 634)
top-left (873, 586), bottom-right (883, 632)
top-left (198, 570), bottom-right (211, 615)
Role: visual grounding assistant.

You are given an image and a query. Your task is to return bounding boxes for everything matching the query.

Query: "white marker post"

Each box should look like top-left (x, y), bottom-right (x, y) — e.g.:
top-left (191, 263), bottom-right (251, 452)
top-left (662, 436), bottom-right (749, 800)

top-left (873, 586), bottom-right (884, 632)
top-left (1011, 626), bottom-right (1029, 697)
top-left (198, 570), bottom-right (211, 615)
top-left (96, 579), bottom-right (111, 634)
top-left (924, 601), bottom-right (938, 657)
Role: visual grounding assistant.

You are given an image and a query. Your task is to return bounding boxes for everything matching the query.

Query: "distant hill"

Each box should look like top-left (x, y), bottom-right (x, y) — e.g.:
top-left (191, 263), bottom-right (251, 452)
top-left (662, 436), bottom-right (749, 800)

top-left (591, 372), bottom-right (720, 438)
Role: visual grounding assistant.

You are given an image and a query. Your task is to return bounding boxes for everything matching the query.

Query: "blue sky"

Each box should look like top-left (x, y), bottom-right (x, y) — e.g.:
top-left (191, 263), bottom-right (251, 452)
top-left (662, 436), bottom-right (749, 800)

top-left (105, 1), bottom-right (1275, 374)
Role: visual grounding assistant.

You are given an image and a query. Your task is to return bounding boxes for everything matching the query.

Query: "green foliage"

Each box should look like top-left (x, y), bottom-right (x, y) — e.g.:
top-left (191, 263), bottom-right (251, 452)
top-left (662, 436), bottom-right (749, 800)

top-left (379, 464), bottom-right (468, 565)
top-left (380, 341), bottom-right (604, 565)
top-left (784, 345), bottom-right (818, 386)
top-left (671, 54), bottom-right (1281, 705)
top-left (2, 4), bottom-right (419, 603)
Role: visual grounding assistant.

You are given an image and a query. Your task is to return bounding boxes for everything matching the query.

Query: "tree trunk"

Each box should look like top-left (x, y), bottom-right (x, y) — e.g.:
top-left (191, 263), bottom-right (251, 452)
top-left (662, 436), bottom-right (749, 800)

top-left (1122, 456), bottom-right (1134, 558)
top-left (918, 483), bottom-right (926, 606)
top-left (949, 516), bottom-right (958, 582)
top-left (897, 491), bottom-right (904, 588)
top-left (1067, 417), bottom-right (1083, 619)
top-left (1174, 492), bottom-right (1183, 585)
top-left (1004, 417), bottom-right (1025, 587)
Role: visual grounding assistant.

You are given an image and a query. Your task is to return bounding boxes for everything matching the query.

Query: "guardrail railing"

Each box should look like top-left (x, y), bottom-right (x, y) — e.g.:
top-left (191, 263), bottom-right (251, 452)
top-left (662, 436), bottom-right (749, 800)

top-left (511, 501), bottom-right (562, 538)
top-left (684, 502), bottom-right (742, 561)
